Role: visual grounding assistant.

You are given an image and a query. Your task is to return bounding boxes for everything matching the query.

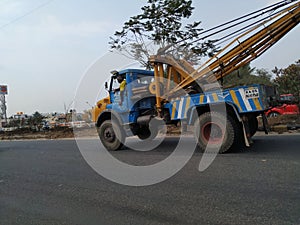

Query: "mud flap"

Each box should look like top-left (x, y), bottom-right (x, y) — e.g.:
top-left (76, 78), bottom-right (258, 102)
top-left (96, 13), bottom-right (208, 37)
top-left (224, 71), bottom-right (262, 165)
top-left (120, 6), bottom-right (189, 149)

top-left (262, 113), bottom-right (269, 134)
top-left (241, 115), bottom-right (252, 147)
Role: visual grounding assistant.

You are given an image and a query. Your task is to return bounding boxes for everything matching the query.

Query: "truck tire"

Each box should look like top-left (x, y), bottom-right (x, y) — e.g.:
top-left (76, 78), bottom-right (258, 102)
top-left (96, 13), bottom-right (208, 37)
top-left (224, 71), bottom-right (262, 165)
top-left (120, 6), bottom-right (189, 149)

top-left (268, 112), bottom-right (280, 118)
top-left (194, 112), bottom-right (240, 153)
top-left (98, 120), bottom-right (125, 151)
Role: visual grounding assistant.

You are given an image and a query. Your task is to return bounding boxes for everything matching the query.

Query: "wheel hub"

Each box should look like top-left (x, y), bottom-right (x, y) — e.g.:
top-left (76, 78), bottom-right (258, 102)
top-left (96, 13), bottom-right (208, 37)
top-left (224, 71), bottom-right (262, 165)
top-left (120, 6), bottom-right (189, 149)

top-left (202, 122), bottom-right (224, 144)
top-left (104, 127), bottom-right (115, 142)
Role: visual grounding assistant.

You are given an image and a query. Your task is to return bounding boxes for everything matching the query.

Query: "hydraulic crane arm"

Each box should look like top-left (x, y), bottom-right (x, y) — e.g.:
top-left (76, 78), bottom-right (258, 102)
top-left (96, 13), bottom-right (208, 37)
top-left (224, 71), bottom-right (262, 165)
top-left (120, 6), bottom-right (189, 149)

top-left (194, 0), bottom-right (300, 84)
top-left (149, 0), bottom-right (300, 99)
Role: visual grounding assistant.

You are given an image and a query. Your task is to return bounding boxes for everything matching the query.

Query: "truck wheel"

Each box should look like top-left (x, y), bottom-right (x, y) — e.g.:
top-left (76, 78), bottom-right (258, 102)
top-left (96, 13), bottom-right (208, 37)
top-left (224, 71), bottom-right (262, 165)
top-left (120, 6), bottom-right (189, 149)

top-left (268, 112), bottom-right (280, 118)
top-left (137, 126), bottom-right (158, 140)
top-left (98, 120), bottom-right (125, 151)
top-left (195, 112), bottom-right (240, 153)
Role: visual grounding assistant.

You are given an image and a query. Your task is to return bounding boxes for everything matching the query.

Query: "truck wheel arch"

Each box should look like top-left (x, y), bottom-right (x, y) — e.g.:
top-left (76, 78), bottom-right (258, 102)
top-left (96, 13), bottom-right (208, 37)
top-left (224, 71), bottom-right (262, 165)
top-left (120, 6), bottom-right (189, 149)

top-left (187, 103), bottom-right (241, 125)
top-left (96, 110), bottom-right (123, 128)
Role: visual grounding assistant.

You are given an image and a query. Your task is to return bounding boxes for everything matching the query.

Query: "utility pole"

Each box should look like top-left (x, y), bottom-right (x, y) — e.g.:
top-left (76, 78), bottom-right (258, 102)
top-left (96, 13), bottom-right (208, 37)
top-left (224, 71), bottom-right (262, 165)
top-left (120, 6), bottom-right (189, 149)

top-left (0, 85), bottom-right (8, 127)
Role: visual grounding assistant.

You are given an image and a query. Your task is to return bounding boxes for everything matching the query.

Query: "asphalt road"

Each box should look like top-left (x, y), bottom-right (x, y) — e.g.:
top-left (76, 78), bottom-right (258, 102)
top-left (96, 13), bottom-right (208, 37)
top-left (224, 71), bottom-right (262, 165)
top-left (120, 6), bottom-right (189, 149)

top-left (0, 133), bottom-right (299, 225)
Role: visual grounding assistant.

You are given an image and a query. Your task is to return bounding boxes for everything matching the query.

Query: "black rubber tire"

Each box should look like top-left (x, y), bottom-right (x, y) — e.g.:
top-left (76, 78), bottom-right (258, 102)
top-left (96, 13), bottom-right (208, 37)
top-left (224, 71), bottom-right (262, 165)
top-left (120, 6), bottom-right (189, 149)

top-left (248, 115), bottom-right (258, 137)
top-left (268, 112), bottom-right (280, 118)
top-left (137, 126), bottom-right (158, 140)
top-left (98, 120), bottom-right (125, 151)
top-left (194, 112), bottom-right (241, 153)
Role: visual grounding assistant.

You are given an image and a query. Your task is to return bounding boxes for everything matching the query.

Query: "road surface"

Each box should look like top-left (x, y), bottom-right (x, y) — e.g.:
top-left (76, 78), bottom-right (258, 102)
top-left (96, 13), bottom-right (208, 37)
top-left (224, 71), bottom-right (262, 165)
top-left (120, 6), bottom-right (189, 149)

top-left (0, 133), bottom-right (299, 225)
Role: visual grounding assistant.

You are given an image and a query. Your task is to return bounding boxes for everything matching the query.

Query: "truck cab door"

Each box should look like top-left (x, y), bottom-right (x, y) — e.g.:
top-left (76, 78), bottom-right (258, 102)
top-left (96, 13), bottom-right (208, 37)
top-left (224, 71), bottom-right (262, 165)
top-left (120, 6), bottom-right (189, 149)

top-left (109, 76), bottom-right (129, 113)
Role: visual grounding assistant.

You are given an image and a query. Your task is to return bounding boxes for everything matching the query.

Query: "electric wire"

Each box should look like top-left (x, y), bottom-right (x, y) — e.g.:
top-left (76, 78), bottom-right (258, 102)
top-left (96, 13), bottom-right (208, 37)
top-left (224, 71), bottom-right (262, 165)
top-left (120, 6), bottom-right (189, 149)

top-left (175, 0), bottom-right (298, 46)
top-left (0, 0), bottom-right (54, 30)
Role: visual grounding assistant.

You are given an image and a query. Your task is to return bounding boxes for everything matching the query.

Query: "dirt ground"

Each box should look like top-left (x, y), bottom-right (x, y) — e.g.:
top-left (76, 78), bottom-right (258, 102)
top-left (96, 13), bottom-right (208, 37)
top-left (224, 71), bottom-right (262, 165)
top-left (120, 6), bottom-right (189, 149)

top-left (1, 115), bottom-right (299, 140)
top-left (265, 114), bottom-right (300, 126)
top-left (0, 127), bottom-right (76, 140)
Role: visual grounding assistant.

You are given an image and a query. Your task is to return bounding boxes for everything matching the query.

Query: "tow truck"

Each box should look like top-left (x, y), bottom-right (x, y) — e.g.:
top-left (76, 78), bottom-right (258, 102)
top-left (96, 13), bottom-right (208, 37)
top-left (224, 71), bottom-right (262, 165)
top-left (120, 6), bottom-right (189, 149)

top-left (92, 0), bottom-right (300, 153)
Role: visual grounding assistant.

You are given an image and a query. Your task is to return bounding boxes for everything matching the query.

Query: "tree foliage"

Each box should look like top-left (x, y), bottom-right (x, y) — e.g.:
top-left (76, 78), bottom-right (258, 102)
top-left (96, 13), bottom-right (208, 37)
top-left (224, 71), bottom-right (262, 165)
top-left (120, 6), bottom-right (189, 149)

top-left (222, 64), bottom-right (273, 87)
top-left (29, 111), bottom-right (44, 126)
top-left (109, 0), bottom-right (216, 68)
top-left (273, 59), bottom-right (300, 99)
top-left (223, 59), bottom-right (300, 100)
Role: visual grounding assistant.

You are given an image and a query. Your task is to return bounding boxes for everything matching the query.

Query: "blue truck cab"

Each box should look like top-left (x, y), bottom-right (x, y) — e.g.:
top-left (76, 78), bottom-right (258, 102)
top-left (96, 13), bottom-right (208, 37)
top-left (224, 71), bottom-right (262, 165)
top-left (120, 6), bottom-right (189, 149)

top-left (105, 69), bottom-right (156, 124)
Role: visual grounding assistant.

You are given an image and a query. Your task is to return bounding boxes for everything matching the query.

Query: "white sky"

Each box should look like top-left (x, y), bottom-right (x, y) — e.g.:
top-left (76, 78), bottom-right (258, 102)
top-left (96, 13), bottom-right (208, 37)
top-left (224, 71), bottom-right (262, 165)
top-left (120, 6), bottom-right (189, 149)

top-left (0, 0), bottom-right (299, 116)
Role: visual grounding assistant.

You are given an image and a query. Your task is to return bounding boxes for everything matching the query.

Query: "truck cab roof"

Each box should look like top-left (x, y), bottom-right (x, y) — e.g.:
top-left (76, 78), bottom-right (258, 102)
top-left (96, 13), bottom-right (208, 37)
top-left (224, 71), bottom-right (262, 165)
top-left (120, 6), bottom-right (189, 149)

top-left (116, 69), bottom-right (154, 76)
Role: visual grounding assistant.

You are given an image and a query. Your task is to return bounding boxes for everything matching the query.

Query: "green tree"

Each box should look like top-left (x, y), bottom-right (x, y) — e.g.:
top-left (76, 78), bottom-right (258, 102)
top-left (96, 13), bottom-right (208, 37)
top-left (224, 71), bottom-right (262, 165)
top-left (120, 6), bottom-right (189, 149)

top-left (223, 64), bottom-right (273, 88)
top-left (254, 68), bottom-right (273, 85)
top-left (29, 111), bottom-right (44, 126)
top-left (223, 64), bottom-right (254, 87)
top-left (222, 64), bottom-right (273, 87)
top-left (273, 59), bottom-right (300, 99)
top-left (109, 0), bottom-right (216, 68)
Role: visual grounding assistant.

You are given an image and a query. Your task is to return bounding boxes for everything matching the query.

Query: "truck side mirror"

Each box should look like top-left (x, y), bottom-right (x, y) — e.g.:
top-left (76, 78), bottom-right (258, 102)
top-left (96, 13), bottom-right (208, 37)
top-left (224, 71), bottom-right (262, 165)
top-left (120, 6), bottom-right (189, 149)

top-left (105, 82), bottom-right (108, 90)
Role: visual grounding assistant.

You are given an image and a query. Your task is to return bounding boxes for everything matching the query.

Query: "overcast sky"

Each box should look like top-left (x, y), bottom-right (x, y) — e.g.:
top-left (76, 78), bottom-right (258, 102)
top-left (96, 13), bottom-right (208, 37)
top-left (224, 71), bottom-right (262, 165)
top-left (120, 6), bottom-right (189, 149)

top-left (1, 0), bottom-right (299, 116)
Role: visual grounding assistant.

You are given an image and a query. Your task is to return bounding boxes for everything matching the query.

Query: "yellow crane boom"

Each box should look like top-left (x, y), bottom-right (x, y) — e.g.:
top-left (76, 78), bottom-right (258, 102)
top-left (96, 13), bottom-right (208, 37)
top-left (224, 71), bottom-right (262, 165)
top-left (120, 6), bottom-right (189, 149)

top-left (149, 0), bottom-right (300, 102)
